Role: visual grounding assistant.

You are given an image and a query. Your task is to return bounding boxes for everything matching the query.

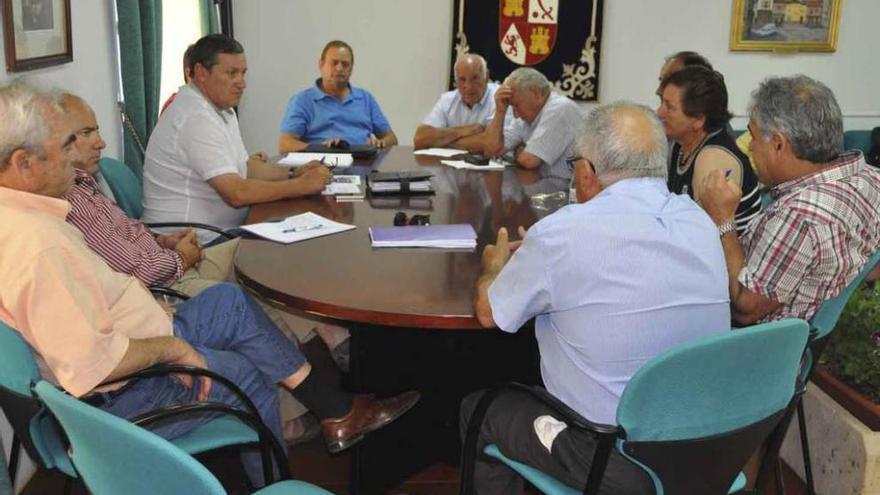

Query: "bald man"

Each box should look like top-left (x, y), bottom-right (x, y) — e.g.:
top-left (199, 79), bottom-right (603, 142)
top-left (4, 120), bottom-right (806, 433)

top-left (414, 54), bottom-right (508, 151)
top-left (463, 102), bottom-right (729, 495)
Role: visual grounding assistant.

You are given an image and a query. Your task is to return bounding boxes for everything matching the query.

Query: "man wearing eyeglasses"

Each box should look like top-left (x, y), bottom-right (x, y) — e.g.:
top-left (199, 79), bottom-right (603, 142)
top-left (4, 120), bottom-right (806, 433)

top-left (464, 102), bottom-right (730, 494)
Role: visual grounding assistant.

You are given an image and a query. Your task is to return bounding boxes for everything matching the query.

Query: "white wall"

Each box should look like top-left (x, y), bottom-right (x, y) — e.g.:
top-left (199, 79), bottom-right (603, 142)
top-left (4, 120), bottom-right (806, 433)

top-left (0, 2), bottom-right (120, 491)
top-left (0, 1), bottom-right (122, 159)
top-left (235, 0), bottom-right (879, 154)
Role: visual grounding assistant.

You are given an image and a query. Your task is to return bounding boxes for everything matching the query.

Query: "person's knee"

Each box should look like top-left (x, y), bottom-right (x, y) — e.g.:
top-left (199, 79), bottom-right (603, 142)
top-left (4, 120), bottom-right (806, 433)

top-left (199, 281), bottom-right (246, 303)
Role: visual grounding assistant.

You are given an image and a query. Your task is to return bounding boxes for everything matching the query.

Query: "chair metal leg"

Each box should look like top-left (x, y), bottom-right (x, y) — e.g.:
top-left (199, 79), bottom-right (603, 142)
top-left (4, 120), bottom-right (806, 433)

top-left (7, 433), bottom-right (19, 487)
top-left (797, 401), bottom-right (816, 495)
top-left (582, 434), bottom-right (614, 495)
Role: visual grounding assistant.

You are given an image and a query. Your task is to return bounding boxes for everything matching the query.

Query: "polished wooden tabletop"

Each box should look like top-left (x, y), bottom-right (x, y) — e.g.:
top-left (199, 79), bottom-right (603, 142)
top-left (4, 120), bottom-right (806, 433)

top-left (234, 146), bottom-right (569, 329)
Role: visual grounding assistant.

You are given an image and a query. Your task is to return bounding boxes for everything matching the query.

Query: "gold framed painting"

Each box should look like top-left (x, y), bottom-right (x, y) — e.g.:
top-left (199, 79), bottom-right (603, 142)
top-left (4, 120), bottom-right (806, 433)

top-left (730, 0), bottom-right (842, 53)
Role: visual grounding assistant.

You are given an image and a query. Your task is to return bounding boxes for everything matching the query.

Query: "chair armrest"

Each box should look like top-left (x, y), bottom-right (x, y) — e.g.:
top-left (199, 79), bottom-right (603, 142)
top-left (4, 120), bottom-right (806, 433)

top-left (459, 382), bottom-right (620, 495)
top-left (131, 401), bottom-right (290, 484)
top-left (98, 364), bottom-right (261, 421)
top-left (148, 286), bottom-right (191, 301)
top-left (506, 383), bottom-right (619, 435)
top-left (146, 222), bottom-right (236, 240)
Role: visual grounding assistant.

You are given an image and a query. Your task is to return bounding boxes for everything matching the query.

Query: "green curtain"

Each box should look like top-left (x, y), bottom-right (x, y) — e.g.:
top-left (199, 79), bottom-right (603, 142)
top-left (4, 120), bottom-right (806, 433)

top-left (200, 0), bottom-right (221, 35)
top-left (115, 0), bottom-right (162, 179)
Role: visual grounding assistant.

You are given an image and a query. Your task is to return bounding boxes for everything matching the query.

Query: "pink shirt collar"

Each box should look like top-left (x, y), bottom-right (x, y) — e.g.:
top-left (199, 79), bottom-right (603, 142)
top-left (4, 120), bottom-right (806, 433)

top-left (0, 185), bottom-right (71, 220)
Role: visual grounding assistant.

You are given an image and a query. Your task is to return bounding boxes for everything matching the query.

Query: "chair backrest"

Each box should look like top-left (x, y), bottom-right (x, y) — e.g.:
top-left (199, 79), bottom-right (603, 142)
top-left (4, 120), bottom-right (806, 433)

top-left (98, 157), bottom-right (144, 219)
top-left (0, 322), bottom-right (74, 474)
top-left (810, 250), bottom-right (880, 340)
top-left (615, 319), bottom-right (809, 494)
top-left (843, 130), bottom-right (872, 156)
top-left (34, 381), bottom-right (226, 495)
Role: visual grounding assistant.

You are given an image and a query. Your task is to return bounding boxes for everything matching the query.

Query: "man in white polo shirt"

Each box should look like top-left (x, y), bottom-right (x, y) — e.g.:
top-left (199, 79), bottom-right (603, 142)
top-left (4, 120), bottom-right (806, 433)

top-left (142, 34), bottom-right (331, 243)
top-left (483, 68), bottom-right (583, 181)
top-left (414, 53), bottom-right (508, 152)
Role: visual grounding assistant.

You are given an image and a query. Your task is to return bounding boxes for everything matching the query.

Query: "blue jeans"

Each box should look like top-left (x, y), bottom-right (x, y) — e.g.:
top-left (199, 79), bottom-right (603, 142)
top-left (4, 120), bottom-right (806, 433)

top-left (98, 283), bottom-right (307, 484)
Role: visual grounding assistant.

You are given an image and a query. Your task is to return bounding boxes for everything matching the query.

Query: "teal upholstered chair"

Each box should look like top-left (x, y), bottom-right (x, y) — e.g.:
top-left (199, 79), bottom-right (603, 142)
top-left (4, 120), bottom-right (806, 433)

top-left (97, 157), bottom-right (234, 242)
top-left (843, 130), bottom-right (872, 156)
top-left (787, 250), bottom-right (880, 495)
top-left (0, 321), bottom-right (75, 487)
top-left (34, 381), bottom-right (331, 495)
top-left (460, 319), bottom-right (811, 495)
top-left (0, 320), bottom-right (287, 488)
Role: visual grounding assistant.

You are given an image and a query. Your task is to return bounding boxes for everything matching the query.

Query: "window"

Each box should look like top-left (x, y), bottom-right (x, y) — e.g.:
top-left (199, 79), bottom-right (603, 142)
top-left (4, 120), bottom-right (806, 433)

top-left (158, 0), bottom-right (202, 114)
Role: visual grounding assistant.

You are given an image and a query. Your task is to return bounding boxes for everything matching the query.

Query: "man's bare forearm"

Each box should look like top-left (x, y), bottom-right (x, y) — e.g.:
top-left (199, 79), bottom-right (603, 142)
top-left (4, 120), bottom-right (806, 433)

top-left (483, 112), bottom-right (507, 156)
top-left (279, 133), bottom-right (308, 154)
top-left (414, 124), bottom-right (483, 150)
top-left (105, 336), bottom-right (188, 382)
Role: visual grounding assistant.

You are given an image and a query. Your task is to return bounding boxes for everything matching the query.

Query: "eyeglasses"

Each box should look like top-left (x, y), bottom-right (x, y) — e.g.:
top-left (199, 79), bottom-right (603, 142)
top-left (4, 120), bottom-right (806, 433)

top-left (565, 156), bottom-right (595, 173)
top-left (393, 212), bottom-right (431, 226)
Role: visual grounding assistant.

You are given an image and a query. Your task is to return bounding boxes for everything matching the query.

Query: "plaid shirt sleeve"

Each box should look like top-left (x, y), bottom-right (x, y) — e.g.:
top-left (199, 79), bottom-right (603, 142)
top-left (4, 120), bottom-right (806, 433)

top-left (738, 207), bottom-right (817, 304)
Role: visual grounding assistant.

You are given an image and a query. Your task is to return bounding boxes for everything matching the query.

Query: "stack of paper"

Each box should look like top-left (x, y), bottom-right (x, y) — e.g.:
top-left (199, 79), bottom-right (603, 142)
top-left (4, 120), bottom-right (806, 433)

top-left (322, 175), bottom-right (364, 201)
top-left (413, 148), bottom-right (467, 158)
top-left (241, 212), bottom-right (355, 244)
top-left (369, 224), bottom-right (477, 249)
top-left (279, 153), bottom-right (354, 168)
top-left (440, 159), bottom-right (506, 171)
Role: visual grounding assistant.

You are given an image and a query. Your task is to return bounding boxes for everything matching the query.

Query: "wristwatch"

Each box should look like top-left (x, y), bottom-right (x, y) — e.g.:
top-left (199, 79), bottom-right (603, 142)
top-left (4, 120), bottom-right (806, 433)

top-left (717, 220), bottom-right (736, 237)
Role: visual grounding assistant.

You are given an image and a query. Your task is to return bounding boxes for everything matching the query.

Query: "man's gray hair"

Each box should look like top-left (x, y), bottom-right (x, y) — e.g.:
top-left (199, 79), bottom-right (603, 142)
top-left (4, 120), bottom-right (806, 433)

top-left (748, 75), bottom-right (843, 163)
top-left (454, 53), bottom-right (488, 80)
top-left (0, 80), bottom-right (60, 170)
top-left (504, 67), bottom-right (551, 96)
top-left (576, 101), bottom-right (668, 185)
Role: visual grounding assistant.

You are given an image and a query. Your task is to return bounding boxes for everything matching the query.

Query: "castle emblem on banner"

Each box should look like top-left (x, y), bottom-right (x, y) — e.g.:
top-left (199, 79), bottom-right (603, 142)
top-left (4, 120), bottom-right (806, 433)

top-left (499, 0), bottom-right (558, 65)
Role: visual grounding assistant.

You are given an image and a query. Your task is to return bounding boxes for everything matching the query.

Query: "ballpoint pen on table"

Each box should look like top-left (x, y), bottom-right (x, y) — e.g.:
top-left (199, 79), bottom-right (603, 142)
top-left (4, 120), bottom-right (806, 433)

top-left (282, 225), bottom-right (323, 234)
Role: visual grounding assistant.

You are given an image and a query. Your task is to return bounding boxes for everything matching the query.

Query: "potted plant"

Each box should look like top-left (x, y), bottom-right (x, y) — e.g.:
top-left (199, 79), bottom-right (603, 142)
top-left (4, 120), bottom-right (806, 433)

top-left (816, 281), bottom-right (880, 430)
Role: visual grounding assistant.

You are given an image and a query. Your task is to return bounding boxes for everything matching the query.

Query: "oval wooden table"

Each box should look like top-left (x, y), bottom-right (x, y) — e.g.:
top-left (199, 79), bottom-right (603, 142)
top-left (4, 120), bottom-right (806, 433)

top-left (235, 145), bottom-right (570, 329)
top-left (234, 146), bottom-right (568, 493)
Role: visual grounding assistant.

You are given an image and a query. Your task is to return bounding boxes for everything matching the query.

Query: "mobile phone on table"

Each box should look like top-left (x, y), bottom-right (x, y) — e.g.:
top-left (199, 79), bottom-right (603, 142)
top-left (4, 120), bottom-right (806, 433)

top-left (463, 153), bottom-right (490, 166)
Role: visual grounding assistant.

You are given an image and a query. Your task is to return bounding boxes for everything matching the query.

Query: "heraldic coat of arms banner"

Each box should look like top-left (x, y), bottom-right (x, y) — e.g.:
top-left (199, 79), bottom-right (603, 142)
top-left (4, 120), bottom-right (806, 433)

top-left (451, 0), bottom-right (604, 101)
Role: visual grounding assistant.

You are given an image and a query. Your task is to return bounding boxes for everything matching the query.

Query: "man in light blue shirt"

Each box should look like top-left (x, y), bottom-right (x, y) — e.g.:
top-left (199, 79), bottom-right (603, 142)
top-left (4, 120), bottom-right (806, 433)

top-left (278, 40), bottom-right (398, 153)
top-left (414, 54), bottom-right (506, 152)
top-left (463, 102), bottom-right (731, 495)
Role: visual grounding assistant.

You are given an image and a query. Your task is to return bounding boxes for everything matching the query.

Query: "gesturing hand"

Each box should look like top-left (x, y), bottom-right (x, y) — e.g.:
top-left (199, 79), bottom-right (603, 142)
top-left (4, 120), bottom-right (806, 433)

top-left (700, 169), bottom-right (742, 225)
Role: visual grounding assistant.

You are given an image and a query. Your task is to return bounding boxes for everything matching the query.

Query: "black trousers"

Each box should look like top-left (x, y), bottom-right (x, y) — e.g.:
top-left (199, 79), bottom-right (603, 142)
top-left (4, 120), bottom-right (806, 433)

top-left (460, 389), bottom-right (654, 495)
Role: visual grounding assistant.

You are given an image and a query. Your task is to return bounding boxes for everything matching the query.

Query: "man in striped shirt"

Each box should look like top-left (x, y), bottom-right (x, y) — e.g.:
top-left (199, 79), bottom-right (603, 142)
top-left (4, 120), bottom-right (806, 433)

top-left (701, 75), bottom-right (880, 325)
top-left (60, 93), bottom-right (347, 443)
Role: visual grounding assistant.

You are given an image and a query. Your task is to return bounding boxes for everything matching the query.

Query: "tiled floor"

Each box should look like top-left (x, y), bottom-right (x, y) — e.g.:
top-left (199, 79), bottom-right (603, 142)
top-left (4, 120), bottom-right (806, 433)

top-left (21, 436), bottom-right (807, 494)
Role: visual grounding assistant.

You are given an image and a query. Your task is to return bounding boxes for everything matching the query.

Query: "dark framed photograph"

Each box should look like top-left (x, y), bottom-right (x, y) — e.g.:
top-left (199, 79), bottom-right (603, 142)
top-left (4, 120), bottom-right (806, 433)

top-left (3, 0), bottom-right (72, 72)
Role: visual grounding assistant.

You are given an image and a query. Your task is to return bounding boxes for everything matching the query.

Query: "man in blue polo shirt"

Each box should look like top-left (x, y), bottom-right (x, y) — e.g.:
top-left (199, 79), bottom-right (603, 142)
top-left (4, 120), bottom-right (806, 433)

top-left (278, 40), bottom-right (398, 153)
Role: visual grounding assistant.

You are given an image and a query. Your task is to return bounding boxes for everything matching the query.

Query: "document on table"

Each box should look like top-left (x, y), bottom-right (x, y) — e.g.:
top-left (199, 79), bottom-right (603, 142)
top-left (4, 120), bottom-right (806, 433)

top-left (240, 212), bottom-right (355, 244)
top-left (369, 224), bottom-right (477, 249)
top-left (413, 148), bottom-right (468, 158)
top-left (278, 152), bottom-right (354, 167)
top-left (440, 159), bottom-right (506, 171)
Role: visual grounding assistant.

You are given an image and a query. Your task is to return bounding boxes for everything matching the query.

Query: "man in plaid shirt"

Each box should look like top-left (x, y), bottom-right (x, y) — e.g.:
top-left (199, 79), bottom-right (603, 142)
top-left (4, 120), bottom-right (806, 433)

top-left (702, 75), bottom-right (880, 325)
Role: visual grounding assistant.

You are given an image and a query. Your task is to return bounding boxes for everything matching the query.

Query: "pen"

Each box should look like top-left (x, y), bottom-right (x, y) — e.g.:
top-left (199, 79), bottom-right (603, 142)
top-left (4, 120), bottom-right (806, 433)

top-left (282, 225), bottom-right (323, 234)
top-left (725, 169), bottom-right (733, 178)
top-left (320, 156), bottom-right (326, 164)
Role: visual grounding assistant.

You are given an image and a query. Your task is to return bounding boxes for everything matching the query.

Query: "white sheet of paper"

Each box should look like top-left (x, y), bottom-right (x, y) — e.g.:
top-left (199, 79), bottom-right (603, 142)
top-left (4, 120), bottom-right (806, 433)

top-left (278, 153), bottom-right (354, 167)
top-left (440, 159), bottom-right (505, 171)
top-left (413, 148), bottom-right (468, 158)
top-left (240, 212), bottom-right (355, 244)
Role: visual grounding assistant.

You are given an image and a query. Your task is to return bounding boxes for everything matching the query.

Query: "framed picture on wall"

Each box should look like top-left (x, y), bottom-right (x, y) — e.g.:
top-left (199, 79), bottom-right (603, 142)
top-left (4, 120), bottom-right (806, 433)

top-left (3, 0), bottom-right (72, 71)
top-left (730, 0), bottom-right (841, 53)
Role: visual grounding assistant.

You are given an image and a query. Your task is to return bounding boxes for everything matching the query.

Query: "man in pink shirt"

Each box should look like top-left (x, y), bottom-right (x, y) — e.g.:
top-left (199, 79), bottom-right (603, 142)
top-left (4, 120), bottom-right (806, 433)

top-left (0, 82), bottom-right (418, 485)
